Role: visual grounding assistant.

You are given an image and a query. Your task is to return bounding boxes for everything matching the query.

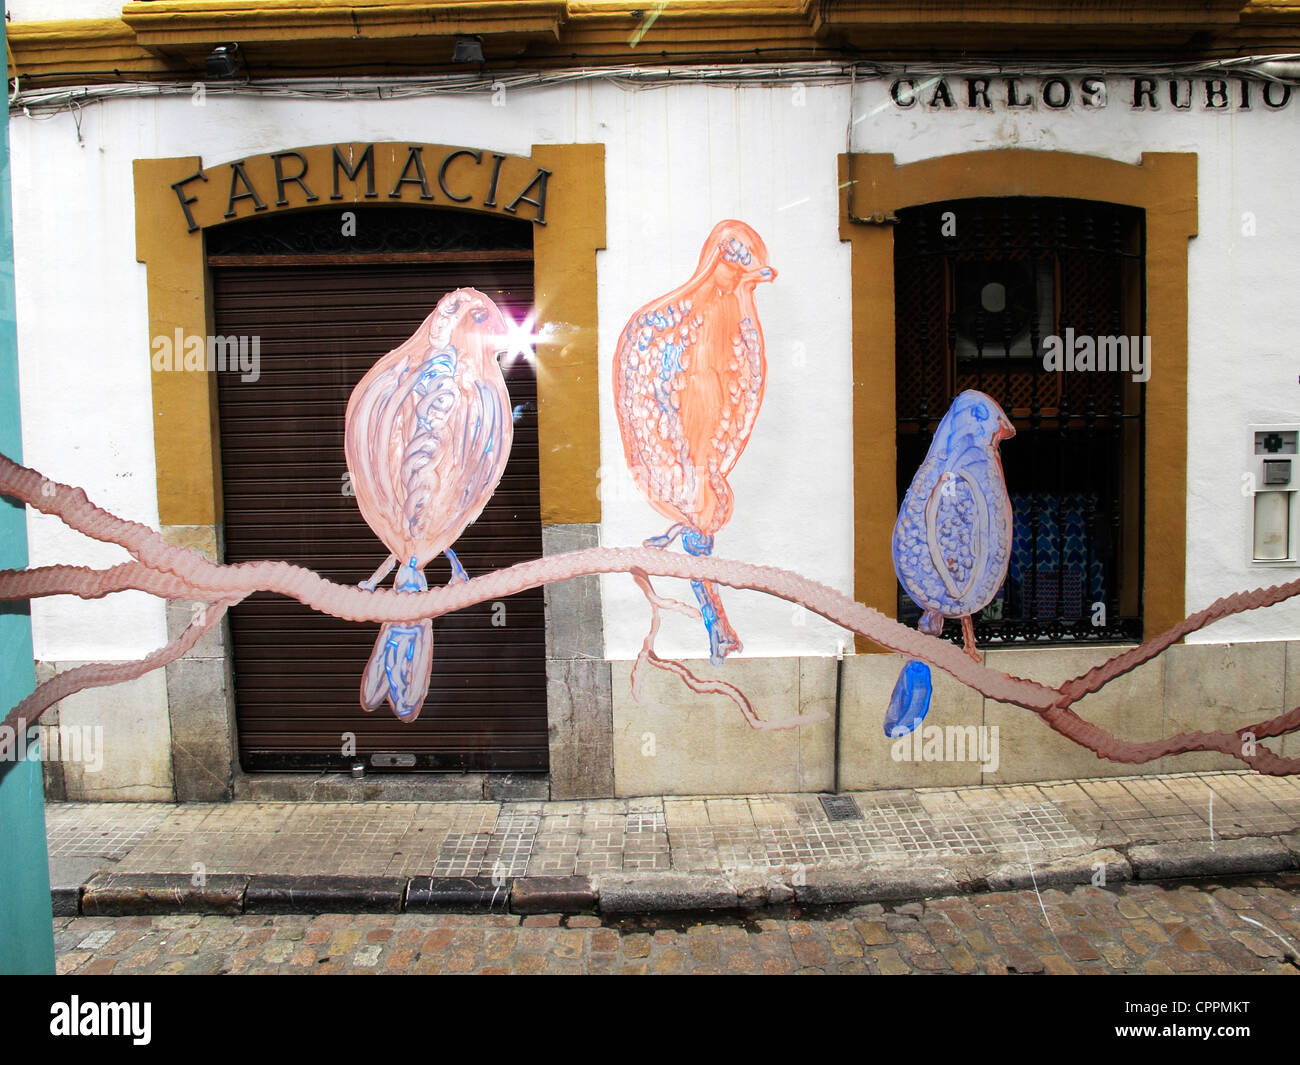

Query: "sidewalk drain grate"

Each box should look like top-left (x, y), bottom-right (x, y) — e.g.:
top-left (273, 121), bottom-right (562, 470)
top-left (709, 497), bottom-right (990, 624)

top-left (819, 795), bottom-right (862, 822)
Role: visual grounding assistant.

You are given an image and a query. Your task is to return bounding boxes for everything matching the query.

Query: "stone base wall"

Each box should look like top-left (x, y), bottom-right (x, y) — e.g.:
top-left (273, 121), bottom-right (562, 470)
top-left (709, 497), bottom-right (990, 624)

top-left (609, 641), bottom-right (1300, 795)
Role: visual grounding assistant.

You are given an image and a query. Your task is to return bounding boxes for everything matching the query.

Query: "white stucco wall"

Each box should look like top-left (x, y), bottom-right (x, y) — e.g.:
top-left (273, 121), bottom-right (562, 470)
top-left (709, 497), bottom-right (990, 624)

top-left (9, 72), bottom-right (1299, 669)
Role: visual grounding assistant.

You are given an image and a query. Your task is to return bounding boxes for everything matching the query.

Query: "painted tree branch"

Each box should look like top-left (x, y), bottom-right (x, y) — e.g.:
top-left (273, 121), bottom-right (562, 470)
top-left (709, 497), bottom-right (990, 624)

top-left (3, 451), bottom-right (1300, 772)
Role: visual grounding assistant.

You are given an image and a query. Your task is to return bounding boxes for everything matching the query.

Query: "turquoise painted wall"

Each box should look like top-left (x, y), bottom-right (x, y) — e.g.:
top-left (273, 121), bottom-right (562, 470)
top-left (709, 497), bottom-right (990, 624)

top-left (0, 6), bottom-right (57, 975)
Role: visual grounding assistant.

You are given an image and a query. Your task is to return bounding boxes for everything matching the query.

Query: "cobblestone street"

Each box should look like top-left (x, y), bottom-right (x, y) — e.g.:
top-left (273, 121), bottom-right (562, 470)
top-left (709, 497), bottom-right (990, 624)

top-left (52, 875), bottom-right (1300, 975)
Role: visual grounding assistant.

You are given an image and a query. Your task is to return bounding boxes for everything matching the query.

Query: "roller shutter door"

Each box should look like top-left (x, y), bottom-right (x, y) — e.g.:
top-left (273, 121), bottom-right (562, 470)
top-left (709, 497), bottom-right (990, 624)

top-left (212, 261), bottom-right (547, 772)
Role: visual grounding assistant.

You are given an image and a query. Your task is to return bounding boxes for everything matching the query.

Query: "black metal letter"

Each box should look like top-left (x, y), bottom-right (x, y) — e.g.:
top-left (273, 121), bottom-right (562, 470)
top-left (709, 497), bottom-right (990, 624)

top-left (503, 167), bottom-right (551, 225)
top-left (437, 149), bottom-right (481, 203)
top-left (171, 169), bottom-right (208, 233)
top-left (331, 144), bottom-right (376, 200)
top-left (224, 161), bottom-right (268, 219)
top-left (389, 146), bottom-right (435, 200)
top-left (271, 151), bottom-right (318, 207)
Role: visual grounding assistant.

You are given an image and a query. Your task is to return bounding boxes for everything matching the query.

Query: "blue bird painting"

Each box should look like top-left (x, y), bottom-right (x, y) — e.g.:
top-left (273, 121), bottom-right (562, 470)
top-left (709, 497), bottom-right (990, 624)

top-left (886, 390), bottom-right (1015, 736)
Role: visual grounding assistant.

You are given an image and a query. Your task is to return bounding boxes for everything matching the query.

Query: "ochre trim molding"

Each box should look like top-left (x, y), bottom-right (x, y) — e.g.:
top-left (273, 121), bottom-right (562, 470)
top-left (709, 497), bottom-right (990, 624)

top-left (839, 149), bottom-right (1197, 650)
top-left (134, 140), bottom-right (605, 529)
top-left (24, 1), bottom-right (1300, 87)
top-left (122, 0), bottom-right (567, 48)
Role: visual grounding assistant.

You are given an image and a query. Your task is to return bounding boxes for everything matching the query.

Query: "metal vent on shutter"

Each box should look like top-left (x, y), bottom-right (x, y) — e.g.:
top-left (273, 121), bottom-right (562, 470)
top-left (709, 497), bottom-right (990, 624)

top-left (210, 224), bottom-right (547, 773)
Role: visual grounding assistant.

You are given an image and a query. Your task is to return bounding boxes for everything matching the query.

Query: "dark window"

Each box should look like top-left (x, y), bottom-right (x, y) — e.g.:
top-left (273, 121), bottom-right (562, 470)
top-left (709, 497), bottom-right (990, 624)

top-left (893, 197), bottom-right (1145, 645)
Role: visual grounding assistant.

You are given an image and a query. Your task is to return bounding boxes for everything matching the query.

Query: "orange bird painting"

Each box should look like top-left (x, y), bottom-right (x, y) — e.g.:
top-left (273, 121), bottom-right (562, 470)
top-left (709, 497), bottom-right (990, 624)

top-left (614, 220), bottom-right (776, 664)
top-left (344, 288), bottom-right (512, 722)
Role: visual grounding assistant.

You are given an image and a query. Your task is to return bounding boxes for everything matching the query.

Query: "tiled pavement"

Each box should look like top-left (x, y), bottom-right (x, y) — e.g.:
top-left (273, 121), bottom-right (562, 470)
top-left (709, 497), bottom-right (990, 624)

top-left (45, 770), bottom-right (1300, 886)
top-left (50, 877), bottom-right (1300, 975)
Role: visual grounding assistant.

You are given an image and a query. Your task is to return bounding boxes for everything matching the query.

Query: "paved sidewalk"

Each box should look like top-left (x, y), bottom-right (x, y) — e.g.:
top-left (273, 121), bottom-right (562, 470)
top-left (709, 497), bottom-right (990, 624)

top-left (44, 770), bottom-right (1300, 917)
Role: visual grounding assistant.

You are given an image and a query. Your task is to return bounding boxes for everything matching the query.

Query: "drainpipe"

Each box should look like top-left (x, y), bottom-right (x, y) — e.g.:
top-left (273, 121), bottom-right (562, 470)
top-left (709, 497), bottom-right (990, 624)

top-left (0, 2), bottom-right (57, 973)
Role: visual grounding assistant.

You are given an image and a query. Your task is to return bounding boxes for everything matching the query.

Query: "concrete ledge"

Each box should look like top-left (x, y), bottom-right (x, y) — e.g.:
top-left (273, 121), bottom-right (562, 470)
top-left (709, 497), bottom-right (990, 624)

top-left (1128, 838), bottom-right (1297, 880)
top-left (598, 873), bottom-right (738, 914)
top-left (232, 772), bottom-right (550, 803)
top-left (82, 872), bottom-right (247, 916)
top-left (985, 849), bottom-right (1132, 892)
top-left (405, 876), bottom-right (511, 913)
top-left (48, 856), bottom-right (109, 917)
top-left (793, 868), bottom-right (958, 906)
top-left (245, 874), bottom-right (404, 914)
top-left (509, 875), bottom-right (595, 914)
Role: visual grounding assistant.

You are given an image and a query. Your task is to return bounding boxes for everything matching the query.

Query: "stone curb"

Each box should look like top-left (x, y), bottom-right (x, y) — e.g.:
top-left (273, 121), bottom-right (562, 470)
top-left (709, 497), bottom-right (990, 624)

top-left (406, 876), bottom-right (511, 914)
top-left (1127, 837), bottom-right (1296, 880)
top-left (81, 872), bottom-right (247, 917)
top-left (510, 875), bottom-right (596, 914)
top-left (54, 841), bottom-right (1300, 916)
top-left (982, 849), bottom-right (1132, 892)
top-left (246, 874), bottom-right (405, 914)
top-left (792, 868), bottom-right (958, 906)
top-left (597, 873), bottom-right (738, 914)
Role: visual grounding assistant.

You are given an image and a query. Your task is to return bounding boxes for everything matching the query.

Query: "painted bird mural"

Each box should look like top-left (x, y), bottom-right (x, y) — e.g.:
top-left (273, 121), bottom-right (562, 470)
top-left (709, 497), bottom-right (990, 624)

top-left (614, 220), bottom-right (776, 665)
top-left (887, 390), bottom-right (1015, 736)
top-left (344, 288), bottom-right (512, 722)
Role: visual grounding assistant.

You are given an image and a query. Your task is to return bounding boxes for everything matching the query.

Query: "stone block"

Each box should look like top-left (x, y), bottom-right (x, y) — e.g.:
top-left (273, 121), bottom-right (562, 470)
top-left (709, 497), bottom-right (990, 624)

top-left (838, 652), bottom-right (985, 790)
top-left (165, 656), bottom-right (233, 801)
top-left (1282, 641), bottom-right (1300, 763)
top-left (160, 523), bottom-right (222, 562)
top-left (797, 657), bottom-right (837, 793)
top-left (1164, 642), bottom-right (1286, 773)
top-left (611, 657), bottom-right (830, 796)
top-left (547, 658), bottom-right (614, 799)
top-left (983, 645), bottom-right (1164, 784)
top-left (542, 523), bottom-right (603, 661)
top-left (164, 596), bottom-right (228, 660)
top-left (44, 662), bottom-right (173, 801)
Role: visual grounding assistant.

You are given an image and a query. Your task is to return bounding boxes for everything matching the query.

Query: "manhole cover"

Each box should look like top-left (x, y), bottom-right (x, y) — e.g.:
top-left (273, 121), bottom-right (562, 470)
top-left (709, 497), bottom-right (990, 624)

top-left (819, 794), bottom-right (862, 821)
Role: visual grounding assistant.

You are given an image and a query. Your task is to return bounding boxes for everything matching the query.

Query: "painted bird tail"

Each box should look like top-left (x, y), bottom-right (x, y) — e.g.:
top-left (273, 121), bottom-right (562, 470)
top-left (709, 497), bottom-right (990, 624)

top-left (359, 558), bottom-right (435, 722)
top-left (683, 530), bottom-right (742, 666)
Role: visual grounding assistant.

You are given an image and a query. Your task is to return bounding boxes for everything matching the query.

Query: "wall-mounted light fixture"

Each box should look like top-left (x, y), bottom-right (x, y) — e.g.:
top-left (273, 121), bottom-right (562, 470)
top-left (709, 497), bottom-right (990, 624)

top-left (452, 36), bottom-right (485, 63)
top-left (205, 43), bottom-right (244, 80)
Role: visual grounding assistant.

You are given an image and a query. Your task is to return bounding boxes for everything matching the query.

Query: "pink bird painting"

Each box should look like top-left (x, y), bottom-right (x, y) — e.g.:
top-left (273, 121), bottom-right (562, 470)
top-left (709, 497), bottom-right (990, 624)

top-left (614, 220), bottom-right (776, 665)
top-left (344, 288), bottom-right (512, 722)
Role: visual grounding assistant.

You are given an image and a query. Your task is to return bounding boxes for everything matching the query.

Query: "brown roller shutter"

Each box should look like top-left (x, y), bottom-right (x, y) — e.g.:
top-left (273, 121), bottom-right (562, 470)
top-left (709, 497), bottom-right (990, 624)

top-left (212, 259), bottom-right (547, 772)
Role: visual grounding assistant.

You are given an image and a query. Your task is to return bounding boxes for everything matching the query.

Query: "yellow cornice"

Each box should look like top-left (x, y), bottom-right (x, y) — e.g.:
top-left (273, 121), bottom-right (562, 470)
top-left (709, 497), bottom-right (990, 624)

top-left (8, 19), bottom-right (167, 80)
top-left (122, 1), bottom-right (567, 48)
top-left (564, 0), bottom-right (812, 17)
top-left (13, 1), bottom-right (1300, 89)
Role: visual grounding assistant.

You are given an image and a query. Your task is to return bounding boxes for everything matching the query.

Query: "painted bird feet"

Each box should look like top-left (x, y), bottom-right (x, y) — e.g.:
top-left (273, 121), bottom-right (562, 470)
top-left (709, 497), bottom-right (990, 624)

top-left (708, 622), bottom-right (743, 667)
top-left (643, 524), bottom-right (686, 549)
